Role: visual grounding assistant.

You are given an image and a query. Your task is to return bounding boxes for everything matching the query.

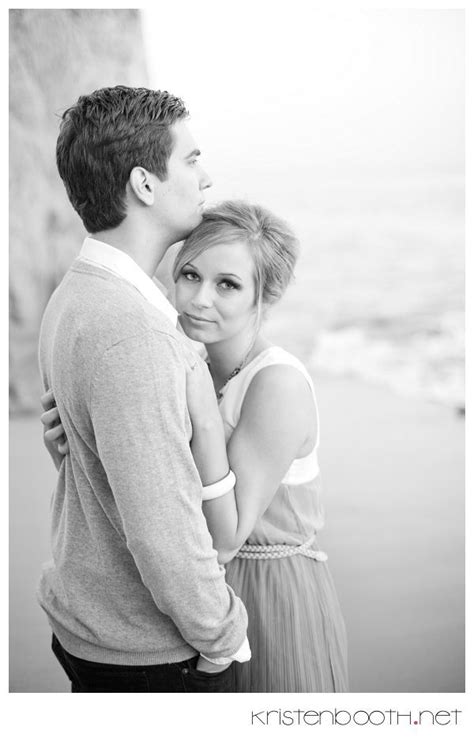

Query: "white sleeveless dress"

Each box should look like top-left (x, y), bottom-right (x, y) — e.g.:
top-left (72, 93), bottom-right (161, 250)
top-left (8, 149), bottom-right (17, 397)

top-left (221, 346), bottom-right (348, 692)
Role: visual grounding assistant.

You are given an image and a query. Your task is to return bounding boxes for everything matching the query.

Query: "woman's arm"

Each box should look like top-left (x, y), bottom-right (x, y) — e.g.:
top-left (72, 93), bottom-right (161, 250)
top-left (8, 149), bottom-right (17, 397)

top-left (197, 365), bottom-right (317, 563)
top-left (185, 359), bottom-right (240, 537)
top-left (186, 358), bottom-right (233, 484)
top-left (43, 362), bottom-right (317, 565)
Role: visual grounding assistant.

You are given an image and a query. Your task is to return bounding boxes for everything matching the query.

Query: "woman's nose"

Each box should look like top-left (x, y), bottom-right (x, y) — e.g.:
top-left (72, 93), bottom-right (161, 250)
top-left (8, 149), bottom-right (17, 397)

top-left (192, 283), bottom-right (213, 308)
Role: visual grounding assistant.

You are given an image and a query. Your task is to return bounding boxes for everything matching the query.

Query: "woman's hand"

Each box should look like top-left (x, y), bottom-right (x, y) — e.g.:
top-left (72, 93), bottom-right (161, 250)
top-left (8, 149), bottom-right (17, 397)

top-left (40, 390), bottom-right (69, 471)
top-left (185, 356), bottom-right (221, 430)
top-left (185, 355), bottom-right (231, 489)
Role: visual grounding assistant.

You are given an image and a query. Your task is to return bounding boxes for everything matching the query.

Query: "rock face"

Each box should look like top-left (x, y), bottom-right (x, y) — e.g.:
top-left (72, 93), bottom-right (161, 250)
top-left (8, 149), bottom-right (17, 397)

top-left (9, 9), bottom-right (149, 413)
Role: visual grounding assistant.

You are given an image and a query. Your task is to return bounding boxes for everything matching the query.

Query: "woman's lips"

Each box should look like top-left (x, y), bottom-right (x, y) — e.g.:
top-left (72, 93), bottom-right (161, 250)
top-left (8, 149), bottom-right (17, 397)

top-left (183, 312), bottom-right (215, 324)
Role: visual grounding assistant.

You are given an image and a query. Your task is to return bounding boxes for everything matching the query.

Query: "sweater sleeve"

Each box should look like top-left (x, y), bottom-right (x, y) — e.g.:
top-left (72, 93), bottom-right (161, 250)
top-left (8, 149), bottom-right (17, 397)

top-left (90, 329), bottom-right (248, 659)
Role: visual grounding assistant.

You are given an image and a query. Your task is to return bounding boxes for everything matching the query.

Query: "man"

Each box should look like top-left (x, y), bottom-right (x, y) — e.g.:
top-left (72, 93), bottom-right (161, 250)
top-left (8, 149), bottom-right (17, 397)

top-left (38, 86), bottom-right (249, 692)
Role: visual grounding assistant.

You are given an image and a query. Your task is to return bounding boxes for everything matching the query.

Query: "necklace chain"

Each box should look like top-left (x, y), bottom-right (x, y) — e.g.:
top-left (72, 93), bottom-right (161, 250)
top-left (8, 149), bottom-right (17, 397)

top-left (215, 344), bottom-right (255, 401)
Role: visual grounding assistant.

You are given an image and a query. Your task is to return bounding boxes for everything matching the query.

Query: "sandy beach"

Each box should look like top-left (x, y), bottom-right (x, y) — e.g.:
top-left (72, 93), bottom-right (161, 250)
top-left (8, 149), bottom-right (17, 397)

top-left (9, 371), bottom-right (464, 693)
top-left (315, 374), bottom-right (464, 693)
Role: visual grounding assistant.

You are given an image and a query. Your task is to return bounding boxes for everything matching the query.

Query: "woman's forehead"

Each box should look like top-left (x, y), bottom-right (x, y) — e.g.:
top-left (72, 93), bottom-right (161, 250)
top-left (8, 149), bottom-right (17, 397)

top-left (188, 240), bottom-right (255, 276)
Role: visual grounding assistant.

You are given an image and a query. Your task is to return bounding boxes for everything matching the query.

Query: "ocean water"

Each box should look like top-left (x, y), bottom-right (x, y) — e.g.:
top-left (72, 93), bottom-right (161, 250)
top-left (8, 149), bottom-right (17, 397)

top-left (262, 173), bottom-right (464, 409)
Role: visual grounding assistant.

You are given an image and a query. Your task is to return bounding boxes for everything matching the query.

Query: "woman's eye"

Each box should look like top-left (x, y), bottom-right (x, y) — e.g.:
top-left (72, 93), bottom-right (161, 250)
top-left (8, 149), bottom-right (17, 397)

top-left (219, 280), bottom-right (239, 291)
top-left (181, 271), bottom-right (199, 282)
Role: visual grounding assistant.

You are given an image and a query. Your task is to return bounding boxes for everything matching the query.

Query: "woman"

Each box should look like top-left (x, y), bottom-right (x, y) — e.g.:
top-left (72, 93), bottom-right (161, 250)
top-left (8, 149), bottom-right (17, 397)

top-left (42, 200), bottom-right (348, 692)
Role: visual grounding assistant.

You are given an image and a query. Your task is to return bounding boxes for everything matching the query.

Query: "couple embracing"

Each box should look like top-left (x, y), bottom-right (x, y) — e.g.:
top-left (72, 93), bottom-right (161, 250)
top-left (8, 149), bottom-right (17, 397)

top-left (39, 86), bottom-right (348, 693)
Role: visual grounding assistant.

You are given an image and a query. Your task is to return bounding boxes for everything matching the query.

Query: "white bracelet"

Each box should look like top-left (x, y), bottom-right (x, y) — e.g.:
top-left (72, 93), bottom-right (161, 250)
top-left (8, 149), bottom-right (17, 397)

top-left (202, 469), bottom-right (236, 501)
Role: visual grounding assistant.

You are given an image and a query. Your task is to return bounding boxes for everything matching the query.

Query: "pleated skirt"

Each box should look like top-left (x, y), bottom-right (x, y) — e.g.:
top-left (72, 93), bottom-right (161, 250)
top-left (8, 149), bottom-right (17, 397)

top-left (225, 553), bottom-right (348, 692)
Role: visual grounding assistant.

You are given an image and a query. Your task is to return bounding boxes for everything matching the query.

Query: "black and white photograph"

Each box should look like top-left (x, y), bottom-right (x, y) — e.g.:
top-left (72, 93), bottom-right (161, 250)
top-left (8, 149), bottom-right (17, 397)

top-left (7, 0), bottom-right (468, 735)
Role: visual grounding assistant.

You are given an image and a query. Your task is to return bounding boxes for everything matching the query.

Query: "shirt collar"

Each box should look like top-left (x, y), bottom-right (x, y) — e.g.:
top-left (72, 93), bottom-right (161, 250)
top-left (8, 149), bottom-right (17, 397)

top-left (78, 237), bottom-right (178, 326)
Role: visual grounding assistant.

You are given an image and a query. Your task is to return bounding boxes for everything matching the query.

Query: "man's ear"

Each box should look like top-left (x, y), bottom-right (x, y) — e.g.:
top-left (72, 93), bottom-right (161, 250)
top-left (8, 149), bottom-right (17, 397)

top-left (129, 166), bottom-right (155, 206)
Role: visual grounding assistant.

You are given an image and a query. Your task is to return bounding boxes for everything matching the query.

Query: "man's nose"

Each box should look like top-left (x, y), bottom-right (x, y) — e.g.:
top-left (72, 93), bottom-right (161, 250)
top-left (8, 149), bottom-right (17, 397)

top-left (199, 166), bottom-right (212, 190)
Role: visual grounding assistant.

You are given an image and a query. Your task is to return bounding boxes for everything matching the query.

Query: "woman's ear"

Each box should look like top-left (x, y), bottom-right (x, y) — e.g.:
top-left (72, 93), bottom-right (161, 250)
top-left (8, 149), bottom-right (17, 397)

top-left (128, 166), bottom-right (155, 206)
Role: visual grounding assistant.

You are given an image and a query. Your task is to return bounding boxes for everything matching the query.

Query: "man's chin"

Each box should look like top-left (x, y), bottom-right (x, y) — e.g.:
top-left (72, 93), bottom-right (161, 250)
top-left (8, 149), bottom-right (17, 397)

top-left (191, 211), bottom-right (204, 229)
top-left (172, 214), bottom-right (203, 244)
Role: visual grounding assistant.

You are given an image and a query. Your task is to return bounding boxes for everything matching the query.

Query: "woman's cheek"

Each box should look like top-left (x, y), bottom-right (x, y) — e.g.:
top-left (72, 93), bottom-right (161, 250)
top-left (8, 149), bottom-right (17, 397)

top-left (175, 284), bottom-right (188, 312)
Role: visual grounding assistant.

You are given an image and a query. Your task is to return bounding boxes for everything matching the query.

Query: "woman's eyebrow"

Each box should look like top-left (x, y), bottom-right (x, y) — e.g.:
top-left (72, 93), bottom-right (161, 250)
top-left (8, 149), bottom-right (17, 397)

top-left (217, 272), bottom-right (242, 280)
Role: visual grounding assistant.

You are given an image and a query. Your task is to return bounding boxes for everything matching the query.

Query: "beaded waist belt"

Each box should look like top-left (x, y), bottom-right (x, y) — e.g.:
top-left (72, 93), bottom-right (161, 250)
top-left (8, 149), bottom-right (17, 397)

top-left (235, 534), bottom-right (328, 561)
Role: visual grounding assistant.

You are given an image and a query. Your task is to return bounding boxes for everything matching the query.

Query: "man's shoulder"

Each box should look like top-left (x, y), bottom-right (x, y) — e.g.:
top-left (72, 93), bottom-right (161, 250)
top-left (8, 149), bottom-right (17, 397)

top-left (41, 263), bottom-right (186, 366)
top-left (56, 263), bottom-right (177, 335)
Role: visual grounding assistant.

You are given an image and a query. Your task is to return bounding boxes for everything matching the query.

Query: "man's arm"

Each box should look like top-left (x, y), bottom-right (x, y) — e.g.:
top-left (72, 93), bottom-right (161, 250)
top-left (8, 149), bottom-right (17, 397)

top-left (90, 329), bottom-right (248, 660)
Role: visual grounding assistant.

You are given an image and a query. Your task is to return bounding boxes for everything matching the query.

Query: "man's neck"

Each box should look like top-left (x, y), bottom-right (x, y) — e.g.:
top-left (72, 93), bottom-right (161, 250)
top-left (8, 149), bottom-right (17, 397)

top-left (92, 223), bottom-right (172, 277)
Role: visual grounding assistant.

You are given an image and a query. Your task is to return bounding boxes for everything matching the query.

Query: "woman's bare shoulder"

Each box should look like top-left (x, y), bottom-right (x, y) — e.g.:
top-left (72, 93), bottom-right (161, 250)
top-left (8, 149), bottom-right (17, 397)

top-left (242, 362), bottom-right (314, 418)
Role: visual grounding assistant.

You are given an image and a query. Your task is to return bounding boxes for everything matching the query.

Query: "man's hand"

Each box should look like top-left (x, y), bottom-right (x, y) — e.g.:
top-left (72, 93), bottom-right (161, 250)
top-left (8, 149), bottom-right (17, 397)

top-left (196, 656), bottom-right (232, 674)
top-left (40, 390), bottom-right (69, 471)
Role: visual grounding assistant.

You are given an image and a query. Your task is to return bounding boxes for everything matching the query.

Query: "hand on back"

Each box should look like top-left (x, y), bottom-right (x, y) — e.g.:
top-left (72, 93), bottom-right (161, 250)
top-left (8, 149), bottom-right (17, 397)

top-left (40, 389), bottom-right (69, 470)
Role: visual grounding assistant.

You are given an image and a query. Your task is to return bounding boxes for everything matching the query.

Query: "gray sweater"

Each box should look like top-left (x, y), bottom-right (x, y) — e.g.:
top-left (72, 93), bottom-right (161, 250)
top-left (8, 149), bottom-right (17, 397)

top-left (38, 259), bottom-right (248, 665)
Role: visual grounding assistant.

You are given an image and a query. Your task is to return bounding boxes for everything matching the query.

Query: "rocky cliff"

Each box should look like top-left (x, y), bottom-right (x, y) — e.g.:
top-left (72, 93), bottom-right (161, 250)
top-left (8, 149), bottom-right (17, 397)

top-left (9, 9), bottom-right (149, 413)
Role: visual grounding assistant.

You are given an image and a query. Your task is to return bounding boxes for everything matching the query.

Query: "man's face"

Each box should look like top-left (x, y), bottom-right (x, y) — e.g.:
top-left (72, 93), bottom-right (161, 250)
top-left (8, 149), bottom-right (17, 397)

top-left (153, 120), bottom-right (212, 243)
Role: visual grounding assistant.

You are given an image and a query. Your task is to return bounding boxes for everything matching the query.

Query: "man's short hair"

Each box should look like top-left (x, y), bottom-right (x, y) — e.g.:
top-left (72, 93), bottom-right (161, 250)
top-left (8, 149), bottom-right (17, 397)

top-left (56, 86), bottom-right (189, 233)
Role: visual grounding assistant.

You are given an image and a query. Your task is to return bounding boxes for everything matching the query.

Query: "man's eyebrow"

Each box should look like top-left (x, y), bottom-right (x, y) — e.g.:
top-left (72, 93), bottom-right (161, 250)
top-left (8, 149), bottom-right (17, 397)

top-left (185, 148), bottom-right (201, 159)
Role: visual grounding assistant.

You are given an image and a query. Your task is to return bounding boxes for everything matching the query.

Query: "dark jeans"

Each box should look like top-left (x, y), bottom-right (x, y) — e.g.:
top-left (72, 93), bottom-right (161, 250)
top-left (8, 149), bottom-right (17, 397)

top-left (51, 634), bottom-right (232, 692)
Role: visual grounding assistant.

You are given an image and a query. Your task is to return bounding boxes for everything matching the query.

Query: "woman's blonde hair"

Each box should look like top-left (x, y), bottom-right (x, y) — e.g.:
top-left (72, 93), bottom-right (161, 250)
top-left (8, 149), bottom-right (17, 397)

top-left (172, 200), bottom-right (299, 318)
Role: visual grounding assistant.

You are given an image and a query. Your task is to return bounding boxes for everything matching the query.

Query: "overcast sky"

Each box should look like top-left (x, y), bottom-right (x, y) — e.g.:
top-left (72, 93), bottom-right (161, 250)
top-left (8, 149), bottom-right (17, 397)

top-left (142, 6), bottom-right (464, 192)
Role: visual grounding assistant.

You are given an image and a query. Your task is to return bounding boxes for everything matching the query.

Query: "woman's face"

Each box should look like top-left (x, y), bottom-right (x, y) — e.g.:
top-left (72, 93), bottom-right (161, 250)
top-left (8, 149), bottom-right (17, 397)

top-left (175, 240), bottom-right (258, 345)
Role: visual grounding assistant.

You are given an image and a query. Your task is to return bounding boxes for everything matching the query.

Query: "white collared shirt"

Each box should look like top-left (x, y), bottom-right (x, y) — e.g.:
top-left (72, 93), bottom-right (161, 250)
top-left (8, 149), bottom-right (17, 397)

top-left (78, 237), bottom-right (178, 326)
